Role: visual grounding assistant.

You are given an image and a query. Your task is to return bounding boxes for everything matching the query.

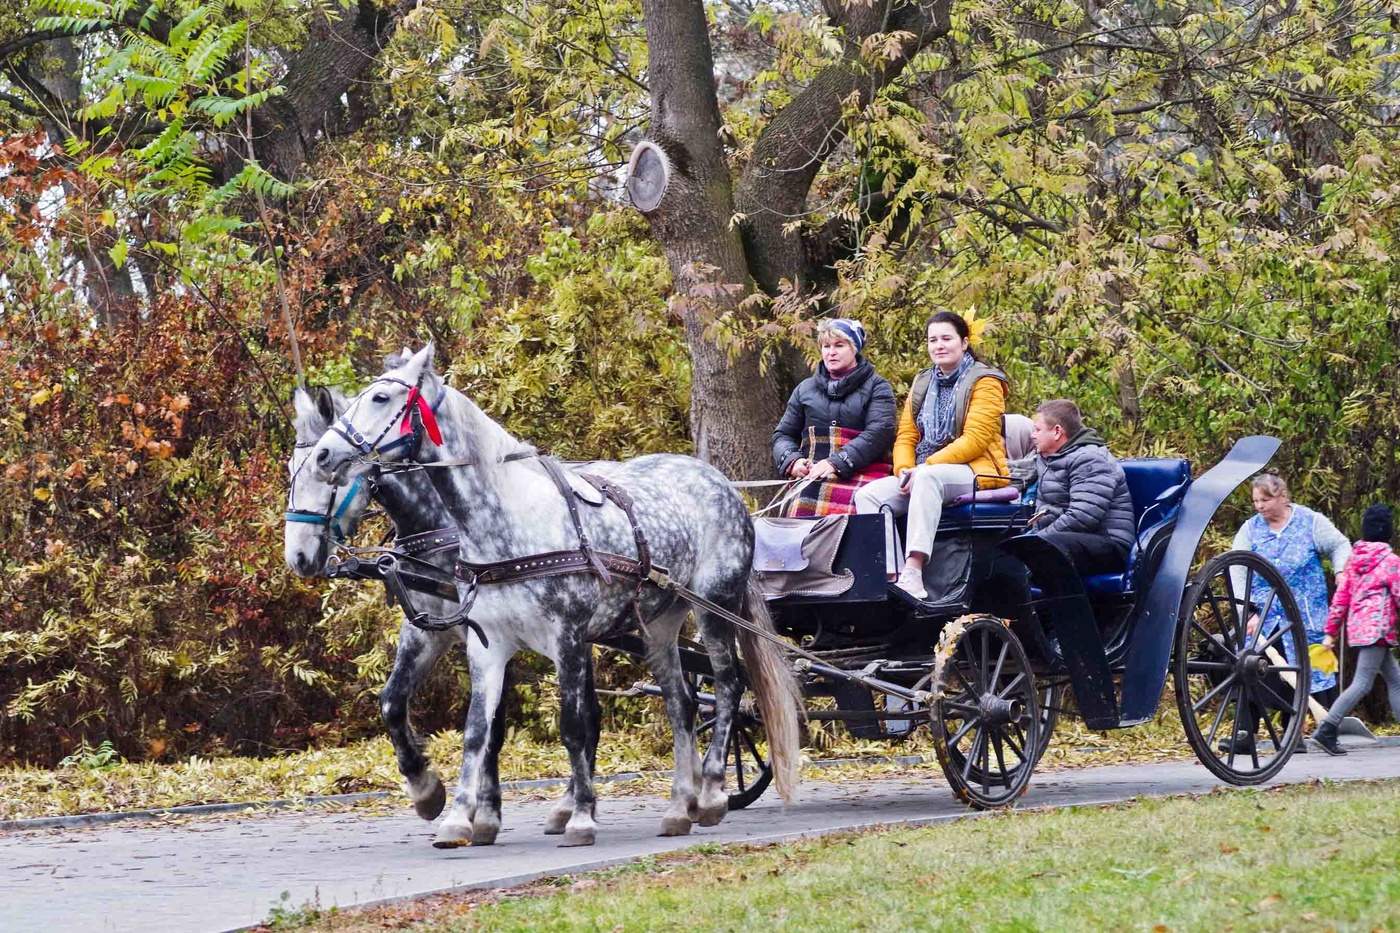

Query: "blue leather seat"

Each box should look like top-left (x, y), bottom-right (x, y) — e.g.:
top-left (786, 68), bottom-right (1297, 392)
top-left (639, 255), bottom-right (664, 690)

top-left (938, 499), bottom-right (1029, 531)
top-left (1082, 458), bottom-right (1191, 595)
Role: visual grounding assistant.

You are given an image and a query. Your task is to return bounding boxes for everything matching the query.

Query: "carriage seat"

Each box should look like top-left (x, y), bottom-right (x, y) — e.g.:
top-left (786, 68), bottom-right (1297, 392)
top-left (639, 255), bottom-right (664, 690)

top-left (1081, 458), bottom-right (1191, 596)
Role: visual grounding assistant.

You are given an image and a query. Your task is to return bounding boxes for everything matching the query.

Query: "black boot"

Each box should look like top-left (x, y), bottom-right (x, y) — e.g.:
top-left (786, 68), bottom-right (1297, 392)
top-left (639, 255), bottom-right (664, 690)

top-left (1312, 721), bottom-right (1347, 756)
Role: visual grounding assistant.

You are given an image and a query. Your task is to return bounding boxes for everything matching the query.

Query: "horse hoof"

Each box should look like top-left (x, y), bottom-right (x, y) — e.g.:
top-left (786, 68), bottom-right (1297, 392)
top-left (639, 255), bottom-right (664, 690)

top-left (432, 823), bottom-right (473, 849)
top-left (470, 821), bottom-right (500, 846)
top-left (695, 805), bottom-right (727, 828)
top-left (561, 828), bottom-right (596, 847)
top-left (432, 836), bottom-right (471, 850)
top-left (413, 777), bottom-right (447, 821)
top-left (659, 816), bottom-right (692, 837)
top-left (543, 810), bottom-right (570, 835)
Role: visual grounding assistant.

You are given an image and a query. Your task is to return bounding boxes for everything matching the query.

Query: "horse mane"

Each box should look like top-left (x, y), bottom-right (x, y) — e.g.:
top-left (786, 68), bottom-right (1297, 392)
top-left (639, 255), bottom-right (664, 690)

top-left (439, 384), bottom-right (525, 487)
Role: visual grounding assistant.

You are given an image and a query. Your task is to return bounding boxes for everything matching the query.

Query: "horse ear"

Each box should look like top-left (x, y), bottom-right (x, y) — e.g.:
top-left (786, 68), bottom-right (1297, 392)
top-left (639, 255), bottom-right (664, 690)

top-left (312, 386), bottom-right (337, 424)
top-left (292, 386), bottom-right (318, 422)
top-left (401, 343), bottom-right (436, 380)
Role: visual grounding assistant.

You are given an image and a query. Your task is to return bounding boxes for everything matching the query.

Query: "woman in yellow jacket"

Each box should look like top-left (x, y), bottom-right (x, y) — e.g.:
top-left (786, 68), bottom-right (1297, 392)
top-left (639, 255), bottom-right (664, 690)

top-left (854, 310), bottom-right (1009, 599)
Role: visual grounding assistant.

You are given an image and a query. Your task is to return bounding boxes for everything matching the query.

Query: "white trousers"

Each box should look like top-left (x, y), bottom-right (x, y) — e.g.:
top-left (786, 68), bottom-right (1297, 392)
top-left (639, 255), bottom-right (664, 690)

top-left (853, 463), bottom-right (977, 558)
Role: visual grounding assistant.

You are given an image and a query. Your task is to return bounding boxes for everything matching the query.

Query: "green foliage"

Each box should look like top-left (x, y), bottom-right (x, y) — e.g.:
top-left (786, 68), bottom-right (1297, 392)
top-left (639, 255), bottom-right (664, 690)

top-left (56, 739), bottom-right (123, 770)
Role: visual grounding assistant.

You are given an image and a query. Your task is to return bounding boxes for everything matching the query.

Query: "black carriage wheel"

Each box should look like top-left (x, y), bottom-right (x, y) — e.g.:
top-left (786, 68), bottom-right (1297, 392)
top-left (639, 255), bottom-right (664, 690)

top-left (1030, 681), bottom-right (1064, 766)
top-left (930, 615), bottom-right (1040, 809)
top-left (687, 673), bottom-right (774, 810)
top-left (1174, 550), bottom-right (1309, 785)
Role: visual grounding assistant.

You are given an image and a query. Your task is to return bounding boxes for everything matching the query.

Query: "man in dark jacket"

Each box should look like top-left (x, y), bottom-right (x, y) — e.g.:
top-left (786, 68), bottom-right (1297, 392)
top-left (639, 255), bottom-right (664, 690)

top-left (1028, 399), bottom-right (1136, 574)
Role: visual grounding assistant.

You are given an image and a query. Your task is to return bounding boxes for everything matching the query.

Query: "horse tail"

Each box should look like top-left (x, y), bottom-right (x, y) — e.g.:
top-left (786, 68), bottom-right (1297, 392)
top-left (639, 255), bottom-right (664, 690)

top-left (739, 577), bottom-right (804, 803)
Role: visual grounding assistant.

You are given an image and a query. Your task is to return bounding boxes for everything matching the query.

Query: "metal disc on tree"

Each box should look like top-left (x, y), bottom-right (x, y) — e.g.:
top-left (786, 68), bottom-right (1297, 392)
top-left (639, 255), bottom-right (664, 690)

top-left (625, 141), bottom-right (671, 213)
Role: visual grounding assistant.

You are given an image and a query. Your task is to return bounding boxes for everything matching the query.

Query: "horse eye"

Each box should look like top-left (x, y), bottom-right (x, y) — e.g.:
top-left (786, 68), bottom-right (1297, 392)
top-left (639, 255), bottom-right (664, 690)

top-left (372, 392), bottom-right (390, 404)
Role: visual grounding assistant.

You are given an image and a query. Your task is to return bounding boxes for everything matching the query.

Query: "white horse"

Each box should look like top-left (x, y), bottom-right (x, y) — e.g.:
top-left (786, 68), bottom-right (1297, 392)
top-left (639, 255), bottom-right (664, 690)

top-left (308, 345), bottom-right (802, 846)
top-left (284, 382), bottom-right (596, 842)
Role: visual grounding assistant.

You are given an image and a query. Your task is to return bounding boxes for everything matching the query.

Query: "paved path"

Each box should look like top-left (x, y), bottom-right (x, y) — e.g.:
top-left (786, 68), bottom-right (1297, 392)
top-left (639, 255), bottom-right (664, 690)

top-left (5, 741), bottom-right (1399, 933)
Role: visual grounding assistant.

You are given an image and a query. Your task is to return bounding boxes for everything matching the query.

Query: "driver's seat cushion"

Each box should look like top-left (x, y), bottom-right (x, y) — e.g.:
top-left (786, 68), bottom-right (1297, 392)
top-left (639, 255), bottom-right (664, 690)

top-left (1082, 458), bottom-right (1191, 595)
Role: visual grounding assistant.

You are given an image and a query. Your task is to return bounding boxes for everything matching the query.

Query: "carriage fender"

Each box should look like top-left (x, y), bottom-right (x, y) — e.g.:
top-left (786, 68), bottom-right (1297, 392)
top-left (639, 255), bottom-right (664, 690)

top-left (999, 533), bottom-right (1120, 730)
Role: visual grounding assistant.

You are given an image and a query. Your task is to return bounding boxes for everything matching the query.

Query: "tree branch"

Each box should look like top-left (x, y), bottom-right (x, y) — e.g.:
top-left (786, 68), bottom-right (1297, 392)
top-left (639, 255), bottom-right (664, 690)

top-left (735, 0), bottom-right (953, 295)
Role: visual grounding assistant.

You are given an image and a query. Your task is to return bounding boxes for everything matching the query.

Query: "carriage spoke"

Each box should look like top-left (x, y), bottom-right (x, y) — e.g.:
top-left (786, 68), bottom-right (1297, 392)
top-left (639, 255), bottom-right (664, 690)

top-left (1260, 709), bottom-right (1285, 752)
top-left (979, 728), bottom-right (992, 797)
top-left (943, 700), bottom-right (980, 717)
top-left (979, 628), bottom-right (991, 693)
top-left (962, 728), bottom-right (986, 783)
top-left (1003, 725), bottom-right (1028, 760)
top-left (1226, 684), bottom-right (1245, 770)
top-left (1185, 660), bottom-right (1233, 673)
top-left (1200, 601), bottom-right (1240, 658)
top-left (1240, 567), bottom-right (1255, 647)
top-left (990, 730), bottom-right (1013, 788)
top-left (1203, 678), bottom-right (1235, 752)
top-left (995, 671), bottom-right (1027, 700)
top-left (990, 641), bottom-right (1009, 691)
top-left (1192, 672), bottom-right (1239, 714)
top-left (1253, 680), bottom-right (1295, 715)
top-left (1213, 578), bottom-right (1238, 645)
top-left (949, 716), bottom-right (979, 748)
top-left (1255, 622), bottom-right (1291, 655)
top-left (950, 661), bottom-right (977, 697)
top-left (1250, 589), bottom-right (1279, 649)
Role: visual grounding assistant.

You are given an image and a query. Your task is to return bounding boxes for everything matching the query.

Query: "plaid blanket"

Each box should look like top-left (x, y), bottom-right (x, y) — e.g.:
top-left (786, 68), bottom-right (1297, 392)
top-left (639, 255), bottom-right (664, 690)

top-left (782, 425), bottom-right (893, 518)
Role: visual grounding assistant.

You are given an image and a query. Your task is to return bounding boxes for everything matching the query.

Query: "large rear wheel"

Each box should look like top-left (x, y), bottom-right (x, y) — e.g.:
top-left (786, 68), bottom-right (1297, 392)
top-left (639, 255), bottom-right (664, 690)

top-left (1174, 550), bottom-right (1308, 784)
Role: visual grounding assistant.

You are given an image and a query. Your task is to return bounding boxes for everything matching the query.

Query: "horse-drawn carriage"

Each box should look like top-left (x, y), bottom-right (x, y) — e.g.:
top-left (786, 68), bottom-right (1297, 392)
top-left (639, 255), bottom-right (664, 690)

top-left (642, 435), bottom-right (1311, 810)
top-left (286, 349), bottom-right (1310, 848)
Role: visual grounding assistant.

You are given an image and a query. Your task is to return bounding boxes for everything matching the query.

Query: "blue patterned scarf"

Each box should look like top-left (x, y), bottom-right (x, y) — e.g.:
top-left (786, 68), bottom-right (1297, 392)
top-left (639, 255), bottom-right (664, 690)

top-left (915, 354), bottom-right (975, 463)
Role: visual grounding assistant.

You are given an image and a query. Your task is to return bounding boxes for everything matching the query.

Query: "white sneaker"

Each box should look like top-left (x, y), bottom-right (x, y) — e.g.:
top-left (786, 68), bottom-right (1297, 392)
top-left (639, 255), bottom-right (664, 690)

top-left (895, 565), bottom-right (927, 600)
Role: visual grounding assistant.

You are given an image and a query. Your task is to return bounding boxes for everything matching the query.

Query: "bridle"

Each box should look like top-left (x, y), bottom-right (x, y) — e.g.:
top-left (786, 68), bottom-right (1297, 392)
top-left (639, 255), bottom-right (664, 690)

top-left (284, 444), bottom-right (366, 547)
top-left (331, 374), bottom-right (446, 465)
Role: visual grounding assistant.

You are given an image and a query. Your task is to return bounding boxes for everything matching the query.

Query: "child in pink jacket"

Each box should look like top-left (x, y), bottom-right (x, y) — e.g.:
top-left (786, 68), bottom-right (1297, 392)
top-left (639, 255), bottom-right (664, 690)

top-left (1315, 504), bottom-right (1400, 755)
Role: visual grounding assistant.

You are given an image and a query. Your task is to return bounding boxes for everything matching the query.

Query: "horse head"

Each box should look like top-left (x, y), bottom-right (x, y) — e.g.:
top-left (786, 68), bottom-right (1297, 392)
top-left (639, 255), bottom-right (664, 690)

top-left (285, 383), bottom-right (371, 577)
top-left (310, 343), bottom-right (446, 486)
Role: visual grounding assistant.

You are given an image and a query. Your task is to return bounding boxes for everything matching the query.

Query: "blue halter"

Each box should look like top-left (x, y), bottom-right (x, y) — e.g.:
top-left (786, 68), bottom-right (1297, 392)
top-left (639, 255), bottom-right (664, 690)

top-left (285, 474), bottom-right (365, 544)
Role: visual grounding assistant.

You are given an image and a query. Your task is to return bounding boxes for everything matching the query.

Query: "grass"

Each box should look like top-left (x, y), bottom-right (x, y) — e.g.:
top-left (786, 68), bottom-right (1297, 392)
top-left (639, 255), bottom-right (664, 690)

top-left (3, 697), bottom-right (1396, 822)
top-left (277, 779), bottom-right (1400, 932)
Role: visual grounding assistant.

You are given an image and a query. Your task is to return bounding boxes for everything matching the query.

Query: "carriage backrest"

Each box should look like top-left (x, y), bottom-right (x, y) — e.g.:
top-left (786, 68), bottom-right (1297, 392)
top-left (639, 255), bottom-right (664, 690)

top-left (1119, 458), bottom-right (1192, 533)
top-left (1082, 458), bottom-right (1192, 596)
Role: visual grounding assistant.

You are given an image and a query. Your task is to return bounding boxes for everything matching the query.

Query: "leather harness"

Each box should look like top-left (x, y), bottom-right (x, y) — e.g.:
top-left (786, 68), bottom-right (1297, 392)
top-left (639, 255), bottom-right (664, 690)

top-left (450, 458), bottom-right (667, 628)
top-left (326, 374), bottom-right (669, 635)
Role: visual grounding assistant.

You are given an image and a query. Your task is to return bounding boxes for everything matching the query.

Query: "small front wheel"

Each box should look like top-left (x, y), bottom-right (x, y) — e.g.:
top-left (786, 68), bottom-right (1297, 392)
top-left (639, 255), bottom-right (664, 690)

top-left (929, 615), bottom-right (1040, 809)
top-left (688, 672), bottom-right (773, 810)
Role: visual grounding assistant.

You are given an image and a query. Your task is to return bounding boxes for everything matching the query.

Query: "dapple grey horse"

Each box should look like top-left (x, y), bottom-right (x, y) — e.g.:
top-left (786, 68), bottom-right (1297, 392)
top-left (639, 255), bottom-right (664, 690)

top-left (284, 383), bottom-right (598, 842)
top-left (308, 344), bottom-right (802, 846)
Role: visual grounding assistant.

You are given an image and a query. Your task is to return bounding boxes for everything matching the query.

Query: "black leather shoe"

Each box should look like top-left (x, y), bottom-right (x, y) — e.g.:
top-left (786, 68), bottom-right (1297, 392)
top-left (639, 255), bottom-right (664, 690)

top-left (1217, 730), bottom-right (1256, 756)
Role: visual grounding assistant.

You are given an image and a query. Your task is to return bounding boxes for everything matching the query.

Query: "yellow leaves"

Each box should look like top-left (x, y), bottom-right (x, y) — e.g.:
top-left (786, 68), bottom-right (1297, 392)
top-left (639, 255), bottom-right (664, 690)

top-left (376, 207), bottom-right (394, 225)
top-left (32, 487), bottom-right (51, 502)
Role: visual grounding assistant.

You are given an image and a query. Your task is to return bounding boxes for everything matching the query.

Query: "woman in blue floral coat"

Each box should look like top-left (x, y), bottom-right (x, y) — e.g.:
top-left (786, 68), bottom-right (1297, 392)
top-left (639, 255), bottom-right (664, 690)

top-left (1233, 473), bottom-right (1351, 697)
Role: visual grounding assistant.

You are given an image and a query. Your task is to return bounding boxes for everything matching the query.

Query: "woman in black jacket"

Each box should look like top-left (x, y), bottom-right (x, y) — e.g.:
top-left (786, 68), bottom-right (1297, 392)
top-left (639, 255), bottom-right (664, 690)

top-left (771, 319), bottom-right (896, 487)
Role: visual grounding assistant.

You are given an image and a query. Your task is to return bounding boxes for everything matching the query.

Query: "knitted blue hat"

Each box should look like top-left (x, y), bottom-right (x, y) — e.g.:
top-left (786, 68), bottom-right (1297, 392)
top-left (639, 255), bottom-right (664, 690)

top-left (828, 319), bottom-right (865, 353)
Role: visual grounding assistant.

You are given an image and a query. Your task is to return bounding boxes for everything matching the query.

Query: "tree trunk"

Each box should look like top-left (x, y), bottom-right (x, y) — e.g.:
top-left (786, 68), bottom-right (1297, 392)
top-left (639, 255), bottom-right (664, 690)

top-left (636, 0), bottom-right (783, 480)
top-left (26, 37), bottom-right (137, 326)
top-left (249, 1), bottom-right (401, 181)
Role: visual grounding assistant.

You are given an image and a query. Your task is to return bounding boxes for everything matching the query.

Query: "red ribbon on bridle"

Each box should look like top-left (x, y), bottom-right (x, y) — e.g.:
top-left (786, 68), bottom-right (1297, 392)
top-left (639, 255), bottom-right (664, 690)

top-left (400, 386), bottom-right (443, 445)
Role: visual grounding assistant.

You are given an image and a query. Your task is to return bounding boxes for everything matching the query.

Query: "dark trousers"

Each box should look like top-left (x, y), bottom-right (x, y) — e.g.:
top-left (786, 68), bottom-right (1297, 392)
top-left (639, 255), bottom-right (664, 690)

top-left (1037, 530), bottom-right (1129, 576)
